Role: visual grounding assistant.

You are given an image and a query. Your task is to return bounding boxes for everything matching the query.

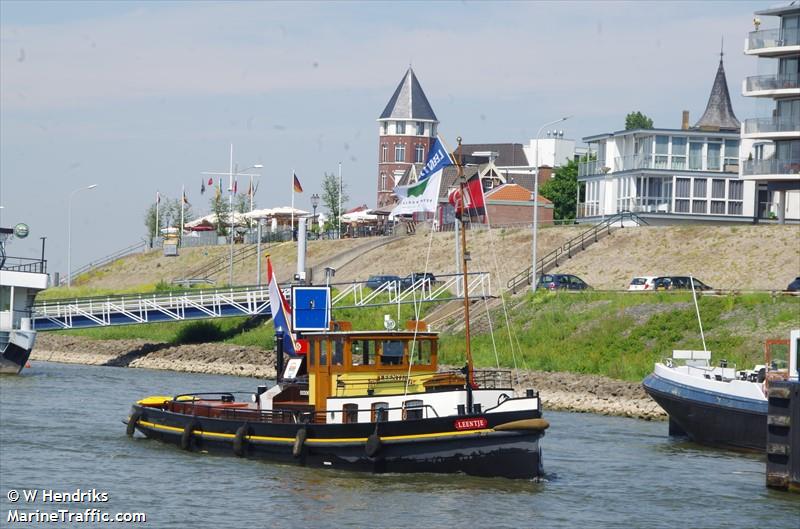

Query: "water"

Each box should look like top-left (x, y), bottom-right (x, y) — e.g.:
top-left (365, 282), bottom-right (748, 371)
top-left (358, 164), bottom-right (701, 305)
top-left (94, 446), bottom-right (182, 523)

top-left (1, 362), bottom-right (797, 529)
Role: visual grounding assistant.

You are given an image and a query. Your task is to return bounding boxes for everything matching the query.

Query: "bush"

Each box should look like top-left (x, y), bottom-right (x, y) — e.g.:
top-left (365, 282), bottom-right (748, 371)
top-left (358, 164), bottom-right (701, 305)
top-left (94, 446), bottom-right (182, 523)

top-left (175, 321), bottom-right (225, 344)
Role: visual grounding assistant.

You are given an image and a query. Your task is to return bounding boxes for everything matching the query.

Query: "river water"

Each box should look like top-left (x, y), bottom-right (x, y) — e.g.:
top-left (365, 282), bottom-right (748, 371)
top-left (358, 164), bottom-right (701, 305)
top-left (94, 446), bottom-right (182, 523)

top-left (1, 361), bottom-right (797, 528)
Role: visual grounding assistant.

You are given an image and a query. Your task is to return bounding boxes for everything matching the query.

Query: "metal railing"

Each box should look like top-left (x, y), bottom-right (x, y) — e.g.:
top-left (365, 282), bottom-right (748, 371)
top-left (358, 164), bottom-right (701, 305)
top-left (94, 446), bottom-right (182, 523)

top-left (62, 241), bottom-right (146, 285)
top-left (747, 27), bottom-right (800, 51)
top-left (330, 272), bottom-right (492, 308)
top-left (506, 211), bottom-right (649, 293)
top-left (744, 73), bottom-right (799, 93)
top-left (743, 117), bottom-right (800, 135)
top-left (742, 158), bottom-right (800, 176)
top-left (1, 256), bottom-right (47, 274)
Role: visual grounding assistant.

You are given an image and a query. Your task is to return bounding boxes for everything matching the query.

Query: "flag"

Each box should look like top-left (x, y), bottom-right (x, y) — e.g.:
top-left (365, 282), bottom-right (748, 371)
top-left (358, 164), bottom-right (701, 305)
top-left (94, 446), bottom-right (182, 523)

top-left (247, 180), bottom-right (252, 198)
top-left (293, 172), bottom-right (303, 193)
top-left (391, 137), bottom-right (452, 215)
top-left (448, 171), bottom-right (486, 219)
top-left (208, 177), bottom-right (213, 186)
top-left (156, 191), bottom-right (161, 204)
top-left (267, 256), bottom-right (302, 355)
top-left (215, 178), bottom-right (221, 200)
top-left (233, 179), bottom-right (238, 194)
top-left (201, 180), bottom-right (206, 195)
top-left (182, 190), bottom-right (190, 205)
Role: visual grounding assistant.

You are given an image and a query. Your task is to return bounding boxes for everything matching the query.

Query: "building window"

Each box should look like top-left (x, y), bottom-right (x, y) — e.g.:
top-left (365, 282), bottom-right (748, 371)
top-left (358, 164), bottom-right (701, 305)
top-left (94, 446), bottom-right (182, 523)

top-left (676, 178), bottom-right (691, 198)
top-left (711, 179), bottom-right (726, 199)
top-left (381, 144), bottom-right (387, 162)
top-left (710, 201), bottom-right (726, 214)
top-left (371, 402), bottom-right (389, 422)
top-left (381, 340), bottom-right (404, 365)
top-left (415, 144), bottom-right (424, 163)
top-left (396, 121), bottom-right (406, 134)
top-left (343, 404), bottom-right (358, 424)
top-left (675, 199), bottom-right (690, 213)
top-left (729, 180), bottom-right (744, 200)
top-left (672, 137), bottom-right (687, 170)
top-left (380, 173), bottom-right (387, 192)
top-left (693, 179), bottom-right (707, 198)
top-left (728, 201), bottom-right (743, 215)
top-left (707, 143), bottom-right (721, 171)
top-left (394, 144), bottom-right (406, 162)
top-left (382, 122), bottom-right (387, 135)
top-left (689, 143), bottom-right (703, 170)
top-left (655, 136), bottom-right (669, 169)
top-left (416, 122), bottom-right (424, 135)
top-left (724, 139), bottom-right (739, 170)
top-left (692, 200), bottom-right (707, 214)
top-left (403, 400), bottom-right (424, 420)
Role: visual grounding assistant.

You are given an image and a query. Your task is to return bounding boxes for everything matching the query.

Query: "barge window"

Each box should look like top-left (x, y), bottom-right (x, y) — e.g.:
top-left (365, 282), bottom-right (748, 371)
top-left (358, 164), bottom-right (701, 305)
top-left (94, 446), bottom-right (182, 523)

top-left (371, 402), bottom-right (389, 422)
top-left (343, 404), bottom-right (358, 424)
top-left (320, 340), bottom-right (328, 366)
top-left (403, 400), bottom-right (424, 420)
top-left (351, 340), bottom-right (375, 366)
top-left (332, 338), bottom-right (344, 366)
top-left (413, 340), bottom-right (433, 365)
top-left (381, 340), bottom-right (404, 365)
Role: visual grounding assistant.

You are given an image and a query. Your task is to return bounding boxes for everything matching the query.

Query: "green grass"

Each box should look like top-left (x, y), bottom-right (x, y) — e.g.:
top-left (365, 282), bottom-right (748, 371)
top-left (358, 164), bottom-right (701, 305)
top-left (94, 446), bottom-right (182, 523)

top-left (439, 292), bottom-right (800, 381)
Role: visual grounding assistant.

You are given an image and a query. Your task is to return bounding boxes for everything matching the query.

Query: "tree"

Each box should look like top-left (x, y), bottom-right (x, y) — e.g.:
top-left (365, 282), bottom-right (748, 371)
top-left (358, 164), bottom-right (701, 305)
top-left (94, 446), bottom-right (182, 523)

top-left (625, 111), bottom-right (654, 130)
top-left (209, 192), bottom-right (230, 235)
top-left (540, 158), bottom-right (580, 222)
top-left (321, 171), bottom-right (349, 229)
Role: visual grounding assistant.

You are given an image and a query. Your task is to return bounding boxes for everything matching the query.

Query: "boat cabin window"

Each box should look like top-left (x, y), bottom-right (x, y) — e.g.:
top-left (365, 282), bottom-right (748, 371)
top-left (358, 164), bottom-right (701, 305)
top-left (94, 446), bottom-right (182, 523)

top-left (351, 340), bottom-right (376, 366)
top-left (411, 340), bottom-right (433, 365)
top-left (319, 340), bottom-right (328, 366)
top-left (371, 402), bottom-right (389, 422)
top-left (381, 340), bottom-right (404, 365)
top-left (308, 340), bottom-right (316, 367)
top-left (403, 399), bottom-right (424, 420)
top-left (0, 286), bottom-right (10, 311)
top-left (343, 403), bottom-right (358, 424)
top-left (332, 338), bottom-right (344, 366)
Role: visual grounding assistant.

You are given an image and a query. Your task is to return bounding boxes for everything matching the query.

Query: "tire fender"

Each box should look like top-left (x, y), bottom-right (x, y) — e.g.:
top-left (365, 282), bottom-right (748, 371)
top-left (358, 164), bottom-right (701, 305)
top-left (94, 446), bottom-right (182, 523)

top-left (293, 428), bottom-right (307, 458)
top-left (233, 423), bottom-right (250, 457)
top-left (181, 420), bottom-right (199, 451)
top-left (126, 411), bottom-right (142, 437)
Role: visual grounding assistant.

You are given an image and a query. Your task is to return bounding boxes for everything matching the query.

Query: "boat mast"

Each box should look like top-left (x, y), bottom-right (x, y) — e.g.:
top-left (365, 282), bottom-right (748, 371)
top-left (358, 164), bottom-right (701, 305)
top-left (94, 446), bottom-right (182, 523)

top-left (456, 137), bottom-right (475, 408)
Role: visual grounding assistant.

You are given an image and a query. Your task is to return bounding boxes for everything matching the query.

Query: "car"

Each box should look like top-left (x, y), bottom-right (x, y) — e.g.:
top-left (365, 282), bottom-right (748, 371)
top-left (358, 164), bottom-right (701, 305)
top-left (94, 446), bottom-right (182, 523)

top-left (652, 276), bottom-right (713, 291)
top-left (401, 272), bottom-right (437, 289)
top-left (537, 273), bottom-right (590, 291)
top-left (787, 277), bottom-right (800, 292)
top-left (628, 276), bottom-right (657, 291)
top-left (365, 275), bottom-right (402, 290)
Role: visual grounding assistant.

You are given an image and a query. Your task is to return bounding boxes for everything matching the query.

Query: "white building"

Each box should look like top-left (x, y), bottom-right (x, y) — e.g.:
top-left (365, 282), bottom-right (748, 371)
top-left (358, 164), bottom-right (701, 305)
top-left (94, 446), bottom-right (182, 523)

top-left (577, 56), bottom-right (758, 224)
top-left (740, 2), bottom-right (800, 223)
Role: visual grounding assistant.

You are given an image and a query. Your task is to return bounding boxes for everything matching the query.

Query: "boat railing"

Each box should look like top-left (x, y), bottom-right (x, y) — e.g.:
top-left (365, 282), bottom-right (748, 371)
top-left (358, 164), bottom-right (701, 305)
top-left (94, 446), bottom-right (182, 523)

top-left (334, 369), bottom-right (513, 394)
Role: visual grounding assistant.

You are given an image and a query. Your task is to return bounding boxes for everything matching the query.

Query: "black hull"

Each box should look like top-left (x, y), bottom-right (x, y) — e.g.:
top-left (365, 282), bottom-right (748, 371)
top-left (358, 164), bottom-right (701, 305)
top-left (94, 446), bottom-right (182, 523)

top-left (643, 376), bottom-right (766, 451)
top-left (127, 405), bottom-right (545, 479)
top-left (0, 342), bottom-right (32, 375)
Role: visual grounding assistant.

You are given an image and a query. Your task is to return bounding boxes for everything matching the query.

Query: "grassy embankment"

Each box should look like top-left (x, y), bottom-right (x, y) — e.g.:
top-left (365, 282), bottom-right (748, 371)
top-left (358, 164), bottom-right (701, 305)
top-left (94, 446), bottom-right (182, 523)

top-left (439, 291), bottom-right (800, 381)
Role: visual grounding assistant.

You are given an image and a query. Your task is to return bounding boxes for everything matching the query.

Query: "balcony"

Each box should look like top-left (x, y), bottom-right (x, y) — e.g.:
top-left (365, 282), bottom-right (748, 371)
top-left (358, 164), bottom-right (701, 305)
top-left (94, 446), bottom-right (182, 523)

top-left (578, 159), bottom-right (605, 177)
top-left (742, 117), bottom-right (800, 139)
top-left (743, 73), bottom-right (799, 97)
top-left (579, 154), bottom-right (737, 176)
top-left (742, 158), bottom-right (800, 178)
top-left (746, 27), bottom-right (800, 56)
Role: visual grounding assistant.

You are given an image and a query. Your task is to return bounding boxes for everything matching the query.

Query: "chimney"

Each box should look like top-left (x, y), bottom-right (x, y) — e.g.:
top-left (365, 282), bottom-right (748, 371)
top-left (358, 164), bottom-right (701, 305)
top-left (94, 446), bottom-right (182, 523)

top-left (681, 111), bottom-right (690, 130)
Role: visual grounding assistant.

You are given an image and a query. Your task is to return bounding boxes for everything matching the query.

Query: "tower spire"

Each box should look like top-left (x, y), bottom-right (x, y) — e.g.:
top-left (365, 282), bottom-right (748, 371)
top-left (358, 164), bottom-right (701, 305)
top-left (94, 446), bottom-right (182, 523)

top-left (692, 51), bottom-right (740, 132)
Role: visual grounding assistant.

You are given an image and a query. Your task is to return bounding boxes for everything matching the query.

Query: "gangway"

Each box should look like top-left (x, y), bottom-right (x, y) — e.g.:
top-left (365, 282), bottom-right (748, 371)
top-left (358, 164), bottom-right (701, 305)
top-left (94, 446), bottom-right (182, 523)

top-left (32, 272), bottom-right (493, 331)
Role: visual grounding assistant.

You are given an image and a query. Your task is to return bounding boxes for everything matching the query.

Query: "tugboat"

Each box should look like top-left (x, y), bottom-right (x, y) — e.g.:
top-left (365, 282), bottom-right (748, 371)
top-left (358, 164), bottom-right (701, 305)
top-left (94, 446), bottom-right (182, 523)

top-left (0, 224), bottom-right (49, 374)
top-left (126, 138), bottom-right (548, 479)
top-left (643, 329), bottom-right (799, 451)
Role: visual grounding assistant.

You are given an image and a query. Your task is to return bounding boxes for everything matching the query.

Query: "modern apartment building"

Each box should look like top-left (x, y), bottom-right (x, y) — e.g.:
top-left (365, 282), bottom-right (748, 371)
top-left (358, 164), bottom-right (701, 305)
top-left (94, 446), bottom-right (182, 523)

top-left (577, 56), bottom-right (754, 223)
top-left (741, 2), bottom-right (800, 223)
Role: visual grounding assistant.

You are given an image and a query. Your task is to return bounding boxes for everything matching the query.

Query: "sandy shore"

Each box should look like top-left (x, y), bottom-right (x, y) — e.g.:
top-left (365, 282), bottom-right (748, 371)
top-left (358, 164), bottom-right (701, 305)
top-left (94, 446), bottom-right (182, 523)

top-left (32, 335), bottom-right (665, 420)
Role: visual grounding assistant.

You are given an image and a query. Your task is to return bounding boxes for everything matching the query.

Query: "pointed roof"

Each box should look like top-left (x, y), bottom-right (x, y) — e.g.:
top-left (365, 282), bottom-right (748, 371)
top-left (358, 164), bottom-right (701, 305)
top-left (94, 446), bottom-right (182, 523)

top-left (379, 68), bottom-right (438, 122)
top-left (693, 54), bottom-right (740, 132)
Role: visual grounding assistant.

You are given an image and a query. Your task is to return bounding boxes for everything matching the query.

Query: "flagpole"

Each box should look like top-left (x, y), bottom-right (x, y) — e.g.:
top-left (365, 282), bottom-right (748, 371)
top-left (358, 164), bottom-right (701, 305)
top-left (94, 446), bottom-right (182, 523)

top-left (338, 161), bottom-right (342, 239)
top-left (155, 191), bottom-right (160, 246)
top-left (229, 143), bottom-right (234, 286)
top-left (291, 169), bottom-right (295, 238)
top-left (180, 185), bottom-right (185, 247)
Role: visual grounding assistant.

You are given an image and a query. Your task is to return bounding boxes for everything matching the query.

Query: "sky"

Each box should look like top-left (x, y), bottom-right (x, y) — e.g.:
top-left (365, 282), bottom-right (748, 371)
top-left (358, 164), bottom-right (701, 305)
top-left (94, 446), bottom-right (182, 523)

top-left (0, 0), bottom-right (781, 278)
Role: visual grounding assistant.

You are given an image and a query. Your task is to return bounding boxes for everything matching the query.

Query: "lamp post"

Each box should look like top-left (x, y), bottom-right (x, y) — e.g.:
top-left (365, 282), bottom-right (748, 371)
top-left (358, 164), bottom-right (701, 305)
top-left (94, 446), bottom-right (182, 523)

top-left (67, 184), bottom-right (98, 287)
top-left (338, 162), bottom-right (342, 239)
top-left (311, 193), bottom-right (320, 233)
top-left (202, 146), bottom-right (261, 286)
top-left (531, 116), bottom-right (571, 293)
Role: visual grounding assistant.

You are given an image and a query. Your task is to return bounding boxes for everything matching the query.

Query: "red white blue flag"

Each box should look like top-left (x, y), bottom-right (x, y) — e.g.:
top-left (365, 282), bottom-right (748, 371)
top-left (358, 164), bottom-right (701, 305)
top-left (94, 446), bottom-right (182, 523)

top-left (267, 256), bottom-right (302, 355)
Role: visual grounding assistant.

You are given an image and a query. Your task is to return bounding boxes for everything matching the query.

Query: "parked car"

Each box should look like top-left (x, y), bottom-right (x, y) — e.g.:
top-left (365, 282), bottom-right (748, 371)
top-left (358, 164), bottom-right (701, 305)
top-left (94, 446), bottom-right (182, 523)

top-left (628, 276), bottom-right (657, 291)
top-left (652, 276), bottom-right (713, 291)
top-left (787, 277), bottom-right (800, 292)
top-left (365, 275), bottom-right (402, 290)
top-left (401, 272), bottom-right (437, 289)
top-left (537, 273), bottom-right (590, 291)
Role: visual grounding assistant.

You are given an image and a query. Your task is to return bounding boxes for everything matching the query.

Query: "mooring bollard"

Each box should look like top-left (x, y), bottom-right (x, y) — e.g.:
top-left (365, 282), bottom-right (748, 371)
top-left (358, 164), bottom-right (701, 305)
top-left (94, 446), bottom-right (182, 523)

top-left (766, 379), bottom-right (800, 493)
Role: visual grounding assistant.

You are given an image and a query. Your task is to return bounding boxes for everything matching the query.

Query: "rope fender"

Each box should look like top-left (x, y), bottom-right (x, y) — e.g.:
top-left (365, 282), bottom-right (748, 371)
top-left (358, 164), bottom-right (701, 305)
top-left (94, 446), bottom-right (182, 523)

top-left (126, 411), bottom-right (142, 437)
top-left (233, 423), bottom-right (251, 457)
top-left (181, 420), bottom-right (200, 451)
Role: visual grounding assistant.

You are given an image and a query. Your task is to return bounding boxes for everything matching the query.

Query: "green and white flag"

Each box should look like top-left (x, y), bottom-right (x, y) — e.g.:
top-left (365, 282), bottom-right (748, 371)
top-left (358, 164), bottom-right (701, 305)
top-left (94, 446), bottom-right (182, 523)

top-left (391, 137), bottom-right (452, 216)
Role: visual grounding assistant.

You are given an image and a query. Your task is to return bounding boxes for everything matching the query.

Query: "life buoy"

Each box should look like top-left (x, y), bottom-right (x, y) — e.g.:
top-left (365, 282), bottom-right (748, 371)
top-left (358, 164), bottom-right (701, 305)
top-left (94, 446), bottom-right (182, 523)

top-left (181, 420), bottom-right (199, 451)
top-left (293, 428), bottom-right (307, 458)
top-left (233, 424), bottom-right (250, 457)
top-left (365, 432), bottom-right (382, 458)
top-left (126, 411), bottom-right (142, 437)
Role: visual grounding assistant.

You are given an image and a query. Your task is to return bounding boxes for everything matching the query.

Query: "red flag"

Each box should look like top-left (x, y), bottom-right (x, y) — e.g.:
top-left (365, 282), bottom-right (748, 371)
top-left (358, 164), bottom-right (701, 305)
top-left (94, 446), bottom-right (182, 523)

top-left (293, 172), bottom-right (303, 193)
top-left (207, 178), bottom-right (213, 185)
top-left (448, 173), bottom-right (486, 219)
top-left (233, 179), bottom-right (238, 194)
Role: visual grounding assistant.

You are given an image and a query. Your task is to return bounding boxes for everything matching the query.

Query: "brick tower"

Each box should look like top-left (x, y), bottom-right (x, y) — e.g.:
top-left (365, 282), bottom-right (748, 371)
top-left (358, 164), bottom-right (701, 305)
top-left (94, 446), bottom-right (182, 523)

top-left (376, 68), bottom-right (439, 207)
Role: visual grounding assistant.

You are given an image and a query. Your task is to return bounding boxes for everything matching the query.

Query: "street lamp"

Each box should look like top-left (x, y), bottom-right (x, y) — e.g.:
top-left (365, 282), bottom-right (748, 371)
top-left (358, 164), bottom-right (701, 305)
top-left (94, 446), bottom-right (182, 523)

top-left (531, 117), bottom-right (571, 293)
top-left (67, 184), bottom-right (98, 287)
top-left (311, 193), bottom-right (320, 232)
